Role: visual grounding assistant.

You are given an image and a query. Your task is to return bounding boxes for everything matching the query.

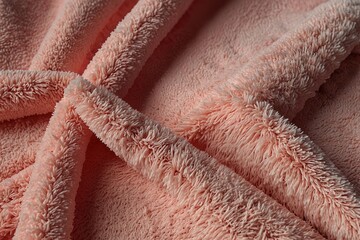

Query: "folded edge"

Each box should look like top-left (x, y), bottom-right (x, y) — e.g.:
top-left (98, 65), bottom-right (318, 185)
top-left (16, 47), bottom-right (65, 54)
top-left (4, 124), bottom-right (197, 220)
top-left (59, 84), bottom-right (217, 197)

top-left (64, 77), bottom-right (325, 239)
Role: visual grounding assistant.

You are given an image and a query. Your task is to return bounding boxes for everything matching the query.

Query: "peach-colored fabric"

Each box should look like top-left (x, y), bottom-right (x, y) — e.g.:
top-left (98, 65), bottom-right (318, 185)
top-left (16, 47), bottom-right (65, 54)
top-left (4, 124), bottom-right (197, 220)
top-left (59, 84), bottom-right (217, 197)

top-left (0, 0), bottom-right (360, 239)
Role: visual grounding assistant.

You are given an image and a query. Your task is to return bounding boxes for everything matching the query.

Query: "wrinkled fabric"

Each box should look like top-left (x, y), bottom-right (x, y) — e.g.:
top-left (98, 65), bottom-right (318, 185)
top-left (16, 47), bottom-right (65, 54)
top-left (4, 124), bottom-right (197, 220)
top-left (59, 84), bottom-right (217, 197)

top-left (0, 0), bottom-right (360, 239)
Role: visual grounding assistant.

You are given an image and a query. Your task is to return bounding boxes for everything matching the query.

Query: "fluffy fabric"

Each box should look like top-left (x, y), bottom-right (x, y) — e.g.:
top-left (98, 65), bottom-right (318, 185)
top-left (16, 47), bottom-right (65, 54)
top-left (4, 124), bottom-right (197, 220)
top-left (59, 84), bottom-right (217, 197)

top-left (65, 77), bottom-right (324, 239)
top-left (172, 1), bottom-right (360, 239)
top-left (13, 0), bottom-right (194, 239)
top-left (0, 71), bottom-right (78, 121)
top-left (0, 0), bottom-right (360, 239)
top-left (28, 0), bottom-right (130, 73)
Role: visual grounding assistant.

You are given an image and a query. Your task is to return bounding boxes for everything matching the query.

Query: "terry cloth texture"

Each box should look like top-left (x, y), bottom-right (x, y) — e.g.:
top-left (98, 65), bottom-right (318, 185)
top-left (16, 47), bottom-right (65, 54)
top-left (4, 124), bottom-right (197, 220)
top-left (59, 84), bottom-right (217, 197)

top-left (0, 0), bottom-right (360, 239)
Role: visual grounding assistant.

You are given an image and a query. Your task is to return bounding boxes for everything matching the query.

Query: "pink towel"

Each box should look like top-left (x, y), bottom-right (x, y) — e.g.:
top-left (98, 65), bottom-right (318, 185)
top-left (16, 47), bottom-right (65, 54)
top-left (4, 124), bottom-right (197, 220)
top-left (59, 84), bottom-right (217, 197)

top-left (0, 0), bottom-right (359, 239)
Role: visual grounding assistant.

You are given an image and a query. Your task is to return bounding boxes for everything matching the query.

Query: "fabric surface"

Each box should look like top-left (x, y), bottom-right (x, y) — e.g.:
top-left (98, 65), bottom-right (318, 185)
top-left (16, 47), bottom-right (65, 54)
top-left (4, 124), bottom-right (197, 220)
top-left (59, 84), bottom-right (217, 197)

top-left (0, 0), bottom-right (360, 239)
